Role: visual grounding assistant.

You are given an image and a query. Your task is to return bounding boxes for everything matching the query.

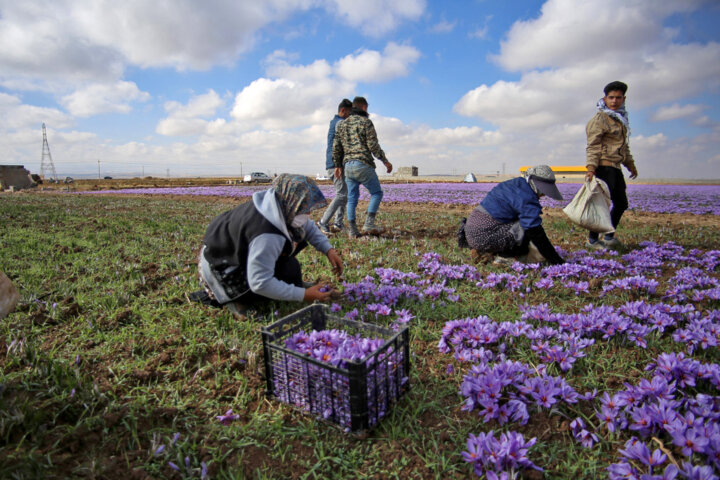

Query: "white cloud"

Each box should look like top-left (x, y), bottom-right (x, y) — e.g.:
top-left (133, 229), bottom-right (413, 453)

top-left (429, 20), bottom-right (456, 34)
top-left (0, 0), bottom-right (425, 91)
top-left (155, 90), bottom-right (225, 136)
top-left (334, 43), bottom-right (421, 83)
top-left (325, 0), bottom-right (425, 37)
top-left (492, 0), bottom-right (700, 71)
top-left (229, 43), bottom-right (418, 130)
top-left (230, 76), bottom-right (351, 131)
top-left (455, 1), bottom-right (720, 131)
top-left (469, 26), bottom-right (488, 39)
top-left (163, 90), bottom-right (223, 119)
top-left (469, 15), bottom-right (492, 40)
top-left (265, 57), bottom-right (334, 82)
top-left (651, 103), bottom-right (706, 122)
top-left (451, 0), bottom-right (720, 178)
top-left (0, 92), bottom-right (73, 130)
top-left (60, 81), bottom-right (150, 117)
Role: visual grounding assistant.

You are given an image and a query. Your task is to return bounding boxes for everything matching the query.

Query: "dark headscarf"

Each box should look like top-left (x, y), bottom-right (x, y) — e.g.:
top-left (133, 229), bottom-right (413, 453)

top-left (272, 174), bottom-right (327, 228)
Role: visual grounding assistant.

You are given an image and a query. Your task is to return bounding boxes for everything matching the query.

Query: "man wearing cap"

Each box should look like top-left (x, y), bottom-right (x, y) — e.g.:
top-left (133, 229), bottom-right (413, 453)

top-left (585, 80), bottom-right (638, 249)
top-left (457, 165), bottom-right (565, 265)
top-left (318, 98), bottom-right (352, 235)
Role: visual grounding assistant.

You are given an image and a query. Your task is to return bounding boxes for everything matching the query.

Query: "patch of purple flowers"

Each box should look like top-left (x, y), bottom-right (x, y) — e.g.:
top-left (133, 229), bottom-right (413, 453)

top-left (462, 430), bottom-right (542, 479)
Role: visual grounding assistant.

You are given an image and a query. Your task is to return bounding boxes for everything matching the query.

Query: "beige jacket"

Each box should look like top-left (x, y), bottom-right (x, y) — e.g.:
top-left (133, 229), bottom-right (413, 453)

top-left (585, 111), bottom-right (636, 172)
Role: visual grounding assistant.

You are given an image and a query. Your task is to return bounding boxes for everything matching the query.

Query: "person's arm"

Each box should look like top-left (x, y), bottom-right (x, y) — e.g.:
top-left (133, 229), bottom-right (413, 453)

top-left (326, 248), bottom-right (343, 278)
top-left (246, 234), bottom-right (305, 301)
top-left (325, 119), bottom-right (336, 166)
top-left (365, 120), bottom-right (388, 164)
top-left (303, 220), bottom-right (342, 277)
top-left (585, 114), bottom-right (604, 180)
top-left (303, 219), bottom-right (332, 254)
top-left (332, 125), bottom-right (345, 168)
top-left (525, 225), bottom-right (565, 265)
top-left (623, 147), bottom-right (638, 179)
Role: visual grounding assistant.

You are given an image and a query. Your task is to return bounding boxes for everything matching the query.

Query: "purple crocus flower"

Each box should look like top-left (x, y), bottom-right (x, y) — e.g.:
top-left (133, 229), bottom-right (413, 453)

top-left (216, 409), bottom-right (240, 425)
top-left (672, 427), bottom-right (710, 457)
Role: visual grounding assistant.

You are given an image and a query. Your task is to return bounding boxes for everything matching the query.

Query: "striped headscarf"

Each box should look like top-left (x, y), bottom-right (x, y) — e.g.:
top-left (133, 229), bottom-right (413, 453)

top-left (597, 98), bottom-right (630, 138)
top-left (272, 174), bottom-right (327, 227)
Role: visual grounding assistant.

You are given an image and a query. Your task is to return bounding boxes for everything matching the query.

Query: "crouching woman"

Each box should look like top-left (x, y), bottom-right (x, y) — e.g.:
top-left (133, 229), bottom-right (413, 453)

top-left (458, 165), bottom-right (565, 265)
top-left (192, 174), bottom-right (343, 317)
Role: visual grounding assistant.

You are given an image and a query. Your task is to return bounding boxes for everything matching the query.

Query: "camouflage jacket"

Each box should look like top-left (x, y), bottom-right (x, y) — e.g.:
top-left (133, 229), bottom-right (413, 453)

top-left (332, 110), bottom-right (387, 168)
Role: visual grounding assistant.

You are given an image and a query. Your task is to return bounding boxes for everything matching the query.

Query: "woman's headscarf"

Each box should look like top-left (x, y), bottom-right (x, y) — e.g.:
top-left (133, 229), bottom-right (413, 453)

top-left (272, 174), bottom-right (327, 227)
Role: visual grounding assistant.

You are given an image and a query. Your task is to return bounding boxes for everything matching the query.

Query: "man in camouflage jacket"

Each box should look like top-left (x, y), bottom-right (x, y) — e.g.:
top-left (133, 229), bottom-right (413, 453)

top-left (585, 80), bottom-right (639, 249)
top-left (332, 96), bottom-right (393, 237)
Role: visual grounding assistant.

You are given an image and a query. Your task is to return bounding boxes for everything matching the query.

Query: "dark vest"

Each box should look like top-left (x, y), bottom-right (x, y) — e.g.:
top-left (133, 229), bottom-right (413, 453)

top-left (203, 200), bottom-right (293, 274)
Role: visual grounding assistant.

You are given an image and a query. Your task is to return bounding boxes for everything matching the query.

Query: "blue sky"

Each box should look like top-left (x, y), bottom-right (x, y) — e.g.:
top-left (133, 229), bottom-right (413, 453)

top-left (1, 0), bottom-right (719, 179)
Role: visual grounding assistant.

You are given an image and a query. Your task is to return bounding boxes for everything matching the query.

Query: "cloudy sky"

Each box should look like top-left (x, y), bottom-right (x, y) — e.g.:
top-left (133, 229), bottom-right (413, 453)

top-left (1, 0), bottom-right (719, 180)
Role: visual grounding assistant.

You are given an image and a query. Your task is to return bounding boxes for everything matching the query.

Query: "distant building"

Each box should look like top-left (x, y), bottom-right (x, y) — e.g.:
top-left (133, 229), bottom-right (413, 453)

top-left (464, 172), bottom-right (477, 183)
top-left (396, 166), bottom-right (418, 176)
top-left (0, 165), bottom-right (37, 191)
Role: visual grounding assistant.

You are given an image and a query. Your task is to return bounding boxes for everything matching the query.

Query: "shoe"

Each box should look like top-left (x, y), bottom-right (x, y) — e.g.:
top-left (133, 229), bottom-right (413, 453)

top-left (362, 213), bottom-right (385, 235)
top-left (347, 221), bottom-right (360, 238)
top-left (524, 241), bottom-right (546, 264)
top-left (602, 236), bottom-right (622, 249)
top-left (585, 240), bottom-right (605, 251)
top-left (493, 255), bottom-right (514, 266)
top-left (331, 223), bottom-right (345, 233)
top-left (226, 301), bottom-right (248, 319)
top-left (186, 290), bottom-right (221, 308)
top-left (318, 222), bottom-right (332, 235)
top-left (470, 250), bottom-right (493, 264)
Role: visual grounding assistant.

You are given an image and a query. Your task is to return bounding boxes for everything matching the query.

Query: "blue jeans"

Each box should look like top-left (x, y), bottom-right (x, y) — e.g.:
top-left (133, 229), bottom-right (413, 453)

top-left (344, 160), bottom-right (383, 222)
top-left (320, 168), bottom-right (347, 226)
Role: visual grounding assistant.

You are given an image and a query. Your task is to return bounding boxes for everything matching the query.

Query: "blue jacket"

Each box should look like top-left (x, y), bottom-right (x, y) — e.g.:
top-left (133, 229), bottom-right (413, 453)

top-left (480, 177), bottom-right (543, 230)
top-left (325, 115), bottom-right (344, 169)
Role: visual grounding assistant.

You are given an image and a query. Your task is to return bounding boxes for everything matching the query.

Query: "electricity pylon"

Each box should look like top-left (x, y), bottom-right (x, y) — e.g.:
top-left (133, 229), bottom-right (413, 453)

top-left (40, 123), bottom-right (58, 182)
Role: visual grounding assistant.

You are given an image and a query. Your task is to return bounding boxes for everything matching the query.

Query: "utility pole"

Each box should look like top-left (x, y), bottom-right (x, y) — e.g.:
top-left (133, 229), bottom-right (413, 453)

top-left (142, 165), bottom-right (144, 177)
top-left (40, 123), bottom-right (58, 182)
top-left (97, 159), bottom-right (101, 179)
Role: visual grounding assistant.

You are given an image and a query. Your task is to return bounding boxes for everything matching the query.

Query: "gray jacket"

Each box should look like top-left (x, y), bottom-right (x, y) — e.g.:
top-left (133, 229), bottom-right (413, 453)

top-left (246, 189), bottom-right (332, 301)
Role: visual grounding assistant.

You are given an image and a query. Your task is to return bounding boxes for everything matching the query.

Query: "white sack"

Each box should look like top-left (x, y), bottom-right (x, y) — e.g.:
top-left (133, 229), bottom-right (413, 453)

top-left (562, 177), bottom-right (614, 233)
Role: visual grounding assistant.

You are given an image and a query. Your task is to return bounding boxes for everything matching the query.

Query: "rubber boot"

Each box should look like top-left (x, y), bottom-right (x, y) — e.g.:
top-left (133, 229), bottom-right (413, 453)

top-left (362, 212), bottom-right (385, 235)
top-left (347, 220), bottom-right (360, 238)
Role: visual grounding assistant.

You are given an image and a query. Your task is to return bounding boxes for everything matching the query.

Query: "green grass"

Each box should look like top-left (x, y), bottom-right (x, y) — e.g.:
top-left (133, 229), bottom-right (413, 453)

top-left (1, 192), bottom-right (718, 479)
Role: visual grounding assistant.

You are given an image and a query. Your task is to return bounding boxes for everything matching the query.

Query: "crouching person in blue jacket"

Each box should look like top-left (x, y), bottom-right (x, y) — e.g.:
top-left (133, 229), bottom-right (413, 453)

top-left (457, 165), bottom-right (565, 265)
top-left (190, 174), bottom-right (343, 318)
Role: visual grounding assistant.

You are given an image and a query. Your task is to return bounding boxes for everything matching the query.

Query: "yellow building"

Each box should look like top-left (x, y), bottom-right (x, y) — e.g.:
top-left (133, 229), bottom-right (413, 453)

top-left (519, 166), bottom-right (585, 179)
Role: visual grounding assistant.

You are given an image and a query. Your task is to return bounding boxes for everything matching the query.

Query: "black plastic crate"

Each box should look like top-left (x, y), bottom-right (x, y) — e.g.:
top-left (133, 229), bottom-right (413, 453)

top-left (261, 304), bottom-right (410, 432)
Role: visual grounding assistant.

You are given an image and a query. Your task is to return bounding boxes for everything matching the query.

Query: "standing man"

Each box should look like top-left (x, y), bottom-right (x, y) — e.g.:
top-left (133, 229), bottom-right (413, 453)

top-left (332, 96), bottom-right (393, 238)
top-left (585, 81), bottom-right (638, 249)
top-left (318, 99), bottom-right (352, 235)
